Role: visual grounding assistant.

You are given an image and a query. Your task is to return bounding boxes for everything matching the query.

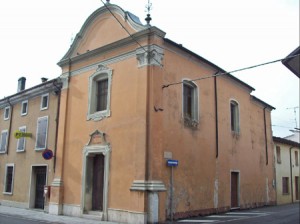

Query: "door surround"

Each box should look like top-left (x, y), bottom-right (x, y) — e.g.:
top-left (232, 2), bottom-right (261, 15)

top-left (81, 130), bottom-right (110, 221)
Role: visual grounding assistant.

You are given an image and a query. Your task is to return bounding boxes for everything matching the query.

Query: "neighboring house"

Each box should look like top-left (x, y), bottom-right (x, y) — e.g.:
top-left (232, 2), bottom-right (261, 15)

top-left (0, 77), bottom-right (61, 211)
top-left (285, 129), bottom-right (300, 143)
top-left (273, 137), bottom-right (300, 204)
top-left (47, 3), bottom-right (276, 224)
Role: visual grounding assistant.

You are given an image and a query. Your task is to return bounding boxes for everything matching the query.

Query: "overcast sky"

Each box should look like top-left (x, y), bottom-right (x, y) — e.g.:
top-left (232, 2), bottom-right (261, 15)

top-left (0, 0), bottom-right (299, 137)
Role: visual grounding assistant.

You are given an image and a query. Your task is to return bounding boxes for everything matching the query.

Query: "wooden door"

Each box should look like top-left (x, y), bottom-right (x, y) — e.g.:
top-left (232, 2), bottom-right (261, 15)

top-left (231, 172), bottom-right (239, 208)
top-left (35, 167), bottom-right (46, 209)
top-left (92, 154), bottom-right (104, 211)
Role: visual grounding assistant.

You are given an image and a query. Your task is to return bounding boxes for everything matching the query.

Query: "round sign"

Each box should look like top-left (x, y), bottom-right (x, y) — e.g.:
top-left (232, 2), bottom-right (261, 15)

top-left (42, 149), bottom-right (54, 160)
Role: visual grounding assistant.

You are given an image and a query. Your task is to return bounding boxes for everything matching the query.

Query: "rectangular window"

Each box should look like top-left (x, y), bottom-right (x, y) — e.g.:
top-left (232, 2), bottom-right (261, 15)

top-left (41, 94), bottom-right (49, 110)
top-left (295, 151), bottom-right (299, 166)
top-left (35, 116), bottom-right (48, 150)
top-left (4, 106), bottom-right (10, 120)
top-left (282, 177), bottom-right (289, 194)
top-left (4, 164), bottom-right (14, 194)
top-left (276, 146), bottom-right (281, 164)
top-left (96, 79), bottom-right (108, 111)
top-left (21, 100), bottom-right (28, 116)
top-left (230, 101), bottom-right (239, 132)
top-left (183, 81), bottom-right (198, 122)
top-left (0, 130), bottom-right (8, 153)
top-left (17, 126), bottom-right (26, 152)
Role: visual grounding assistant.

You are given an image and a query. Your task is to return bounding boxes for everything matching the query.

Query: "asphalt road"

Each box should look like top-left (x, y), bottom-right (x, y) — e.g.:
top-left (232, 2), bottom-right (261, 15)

top-left (0, 203), bottom-right (298, 224)
top-left (0, 213), bottom-right (63, 224)
top-left (175, 203), bottom-right (299, 224)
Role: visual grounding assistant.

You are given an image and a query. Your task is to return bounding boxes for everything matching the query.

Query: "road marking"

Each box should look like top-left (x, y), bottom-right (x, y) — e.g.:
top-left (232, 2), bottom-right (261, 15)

top-left (209, 215), bottom-right (249, 218)
top-left (226, 212), bottom-right (267, 215)
top-left (178, 220), bottom-right (218, 223)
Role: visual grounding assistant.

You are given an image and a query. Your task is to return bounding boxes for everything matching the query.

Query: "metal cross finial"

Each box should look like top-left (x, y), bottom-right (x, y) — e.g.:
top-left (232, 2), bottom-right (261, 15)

top-left (145, 0), bottom-right (152, 25)
top-left (146, 0), bottom-right (152, 14)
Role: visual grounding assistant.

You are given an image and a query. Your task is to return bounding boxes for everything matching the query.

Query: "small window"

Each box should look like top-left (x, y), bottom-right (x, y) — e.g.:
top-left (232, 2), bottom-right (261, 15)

top-left (87, 65), bottom-right (112, 121)
top-left (0, 130), bottom-right (8, 153)
top-left (295, 151), bottom-right (299, 166)
top-left (4, 164), bottom-right (14, 194)
top-left (17, 126), bottom-right (26, 152)
top-left (21, 100), bottom-right (28, 116)
top-left (230, 100), bottom-right (240, 133)
top-left (282, 177), bottom-right (289, 194)
top-left (35, 116), bottom-right (48, 150)
top-left (276, 146), bottom-right (281, 164)
top-left (4, 106), bottom-right (10, 120)
top-left (41, 94), bottom-right (49, 110)
top-left (183, 80), bottom-right (198, 122)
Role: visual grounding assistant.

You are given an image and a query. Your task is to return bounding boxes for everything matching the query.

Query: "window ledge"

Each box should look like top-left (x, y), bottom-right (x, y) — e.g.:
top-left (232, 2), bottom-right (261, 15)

top-left (87, 110), bottom-right (110, 121)
top-left (17, 150), bottom-right (25, 153)
top-left (231, 131), bottom-right (241, 136)
top-left (0, 151), bottom-right (7, 154)
top-left (3, 192), bottom-right (13, 195)
top-left (183, 116), bottom-right (199, 128)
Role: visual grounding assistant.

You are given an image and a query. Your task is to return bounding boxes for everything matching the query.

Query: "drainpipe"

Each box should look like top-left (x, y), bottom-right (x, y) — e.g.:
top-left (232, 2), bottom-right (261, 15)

top-left (53, 80), bottom-right (61, 173)
top-left (263, 107), bottom-right (268, 165)
top-left (214, 73), bottom-right (219, 158)
top-left (289, 146), bottom-right (294, 203)
top-left (6, 98), bottom-right (13, 155)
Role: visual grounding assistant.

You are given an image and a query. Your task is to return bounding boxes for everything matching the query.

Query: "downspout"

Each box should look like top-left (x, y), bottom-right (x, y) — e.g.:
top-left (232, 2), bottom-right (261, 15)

top-left (214, 73), bottom-right (219, 158)
top-left (263, 107), bottom-right (268, 165)
top-left (53, 81), bottom-right (61, 173)
top-left (289, 146), bottom-right (294, 203)
top-left (6, 98), bottom-right (13, 155)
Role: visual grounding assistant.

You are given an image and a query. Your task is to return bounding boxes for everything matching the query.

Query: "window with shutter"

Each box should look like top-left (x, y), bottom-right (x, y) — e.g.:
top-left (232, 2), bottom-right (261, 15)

top-left (35, 116), bottom-right (48, 150)
top-left (17, 126), bottom-right (26, 152)
top-left (0, 130), bottom-right (8, 153)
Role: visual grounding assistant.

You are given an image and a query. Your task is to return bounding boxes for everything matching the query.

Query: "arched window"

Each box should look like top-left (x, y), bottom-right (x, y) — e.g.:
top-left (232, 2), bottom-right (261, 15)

top-left (87, 65), bottom-right (112, 121)
top-left (230, 100), bottom-right (240, 133)
top-left (182, 80), bottom-right (198, 122)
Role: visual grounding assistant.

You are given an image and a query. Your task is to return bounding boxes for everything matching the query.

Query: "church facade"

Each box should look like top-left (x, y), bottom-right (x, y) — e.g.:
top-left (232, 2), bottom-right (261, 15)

top-left (44, 3), bottom-right (276, 223)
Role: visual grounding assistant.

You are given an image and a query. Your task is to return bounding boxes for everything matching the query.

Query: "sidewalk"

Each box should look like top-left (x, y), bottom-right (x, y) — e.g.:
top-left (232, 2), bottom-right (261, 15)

top-left (0, 205), bottom-right (120, 224)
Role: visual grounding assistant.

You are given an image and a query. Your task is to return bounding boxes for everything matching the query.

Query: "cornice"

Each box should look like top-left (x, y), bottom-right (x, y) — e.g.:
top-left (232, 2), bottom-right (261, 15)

top-left (130, 180), bottom-right (166, 192)
top-left (59, 44), bottom-right (163, 79)
top-left (0, 80), bottom-right (61, 109)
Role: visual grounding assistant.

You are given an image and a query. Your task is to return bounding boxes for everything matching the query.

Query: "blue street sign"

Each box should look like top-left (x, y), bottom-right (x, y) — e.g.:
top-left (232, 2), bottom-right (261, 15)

top-left (167, 159), bottom-right (178, 167)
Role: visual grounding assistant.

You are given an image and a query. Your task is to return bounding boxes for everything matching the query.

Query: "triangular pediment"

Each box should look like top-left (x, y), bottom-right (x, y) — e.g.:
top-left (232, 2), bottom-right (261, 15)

top-left (59, 4), bottom-right (147, 63)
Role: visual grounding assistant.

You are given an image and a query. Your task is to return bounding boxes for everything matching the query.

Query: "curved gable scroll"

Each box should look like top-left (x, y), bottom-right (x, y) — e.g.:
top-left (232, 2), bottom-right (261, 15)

top-left (59, 4), bottom-right (147, 63)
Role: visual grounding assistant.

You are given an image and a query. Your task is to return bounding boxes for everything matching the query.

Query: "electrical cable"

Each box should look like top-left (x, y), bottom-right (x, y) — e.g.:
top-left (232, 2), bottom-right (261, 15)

top-left (162, 53), bottom-right (300, 89)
